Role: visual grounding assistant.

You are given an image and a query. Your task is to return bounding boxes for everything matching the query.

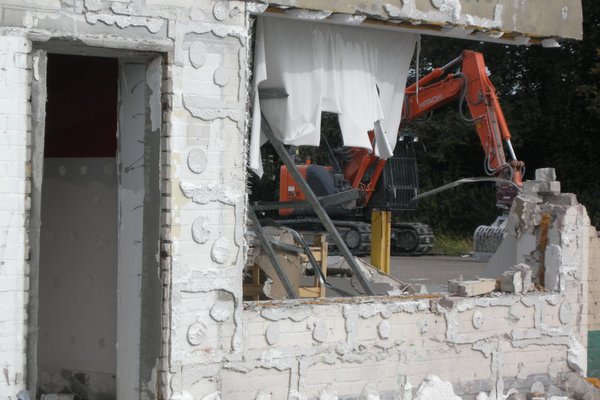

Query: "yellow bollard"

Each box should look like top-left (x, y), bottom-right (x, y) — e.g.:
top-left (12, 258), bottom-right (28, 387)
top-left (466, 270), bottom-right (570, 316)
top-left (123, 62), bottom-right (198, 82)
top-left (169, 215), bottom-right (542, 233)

top-left (371, 210), bottom-right (391, 275)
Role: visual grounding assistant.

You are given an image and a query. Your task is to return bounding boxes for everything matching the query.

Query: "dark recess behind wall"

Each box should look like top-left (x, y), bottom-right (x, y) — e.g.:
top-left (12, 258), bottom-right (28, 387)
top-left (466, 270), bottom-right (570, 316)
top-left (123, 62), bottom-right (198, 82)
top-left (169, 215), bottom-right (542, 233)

top-left (45, 54), bottom-right (118, 157)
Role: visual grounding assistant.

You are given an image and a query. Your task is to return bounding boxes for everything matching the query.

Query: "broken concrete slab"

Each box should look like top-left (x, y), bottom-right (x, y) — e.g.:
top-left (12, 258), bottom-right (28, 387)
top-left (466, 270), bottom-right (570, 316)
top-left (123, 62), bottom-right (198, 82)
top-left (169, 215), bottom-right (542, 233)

top-left (500, 264), bottom-right (533, 294)
top-left (535, 167), bottom-right (557, 182)
top-left (259, 0), bottom-right (583, 41)
top-left (500, 270), bottom-right (523, 294)
top-left (448, 278), bottom-right (496, 297)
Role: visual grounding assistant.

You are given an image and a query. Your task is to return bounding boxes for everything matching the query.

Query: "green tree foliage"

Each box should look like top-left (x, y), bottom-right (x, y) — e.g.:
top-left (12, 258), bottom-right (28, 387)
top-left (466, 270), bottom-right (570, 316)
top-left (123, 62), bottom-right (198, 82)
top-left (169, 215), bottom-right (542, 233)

top-left (409, 0), bottom-right (600, 233)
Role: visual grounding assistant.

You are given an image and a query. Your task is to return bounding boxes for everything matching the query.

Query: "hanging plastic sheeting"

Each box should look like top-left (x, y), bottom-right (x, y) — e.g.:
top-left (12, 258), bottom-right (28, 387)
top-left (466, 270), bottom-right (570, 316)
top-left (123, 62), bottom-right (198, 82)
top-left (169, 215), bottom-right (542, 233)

top-left (249, 16), bottom-right (417, 177)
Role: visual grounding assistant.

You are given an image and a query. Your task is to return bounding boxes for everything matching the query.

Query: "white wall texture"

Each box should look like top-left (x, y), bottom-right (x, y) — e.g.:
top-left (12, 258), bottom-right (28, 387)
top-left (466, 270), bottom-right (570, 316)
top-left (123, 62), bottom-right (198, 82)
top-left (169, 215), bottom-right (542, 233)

top-left (0, 1), bottom-right (593, 400)
top-left (0, 32), bottom-right (32, 399)
top-left (37, 158), bottom-right (117, 394)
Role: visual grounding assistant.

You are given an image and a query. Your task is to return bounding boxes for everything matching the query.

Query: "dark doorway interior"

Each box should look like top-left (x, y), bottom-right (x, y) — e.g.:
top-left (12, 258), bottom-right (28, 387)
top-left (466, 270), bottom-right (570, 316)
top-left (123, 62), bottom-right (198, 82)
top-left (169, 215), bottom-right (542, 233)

top-left (37, 54), bottom-right (119, 399)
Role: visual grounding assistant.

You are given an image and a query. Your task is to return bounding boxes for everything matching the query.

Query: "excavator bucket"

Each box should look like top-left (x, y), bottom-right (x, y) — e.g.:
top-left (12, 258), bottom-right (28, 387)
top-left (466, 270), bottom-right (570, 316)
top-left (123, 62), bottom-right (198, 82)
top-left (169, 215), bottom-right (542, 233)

top-left (473, 215), bottom-right (508, 261)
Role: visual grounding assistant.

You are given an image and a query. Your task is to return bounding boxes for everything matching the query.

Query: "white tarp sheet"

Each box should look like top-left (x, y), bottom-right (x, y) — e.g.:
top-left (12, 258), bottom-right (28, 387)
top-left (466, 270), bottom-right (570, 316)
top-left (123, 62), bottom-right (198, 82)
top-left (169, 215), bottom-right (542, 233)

top-left (250, 16), bottom-right (417, 176)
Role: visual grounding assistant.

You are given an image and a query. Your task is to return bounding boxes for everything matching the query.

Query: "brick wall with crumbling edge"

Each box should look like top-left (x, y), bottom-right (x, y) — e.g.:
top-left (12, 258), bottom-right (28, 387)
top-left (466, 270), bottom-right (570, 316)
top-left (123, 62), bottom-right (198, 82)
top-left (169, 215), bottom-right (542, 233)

top-left (0, 31), bottom-right (33, 399)
top-left (170, 176), bottom-right (591, 400)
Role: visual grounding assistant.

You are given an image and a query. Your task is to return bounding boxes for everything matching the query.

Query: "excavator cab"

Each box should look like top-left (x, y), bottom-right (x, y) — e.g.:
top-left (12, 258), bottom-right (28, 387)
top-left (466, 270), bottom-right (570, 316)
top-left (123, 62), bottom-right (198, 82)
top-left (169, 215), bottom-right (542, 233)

top-left (367, 133), bottom-right (421, 213)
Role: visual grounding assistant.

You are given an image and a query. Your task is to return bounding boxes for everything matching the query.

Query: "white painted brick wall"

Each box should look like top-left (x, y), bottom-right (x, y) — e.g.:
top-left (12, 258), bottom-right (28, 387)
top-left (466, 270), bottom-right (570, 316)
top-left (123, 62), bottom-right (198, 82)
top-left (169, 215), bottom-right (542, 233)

top-left (0, 33), bottom-right (31, 399)
top-left (0, 3), bottom-right (592, 399)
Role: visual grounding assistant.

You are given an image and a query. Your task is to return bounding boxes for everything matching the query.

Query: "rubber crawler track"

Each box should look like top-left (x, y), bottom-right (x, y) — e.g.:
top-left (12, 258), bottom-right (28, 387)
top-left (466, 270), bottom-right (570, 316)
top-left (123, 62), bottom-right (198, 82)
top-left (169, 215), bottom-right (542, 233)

top-left (391, 222), bottom-right (435, 256)
top-left (274, 219), bottom-right (434, 256)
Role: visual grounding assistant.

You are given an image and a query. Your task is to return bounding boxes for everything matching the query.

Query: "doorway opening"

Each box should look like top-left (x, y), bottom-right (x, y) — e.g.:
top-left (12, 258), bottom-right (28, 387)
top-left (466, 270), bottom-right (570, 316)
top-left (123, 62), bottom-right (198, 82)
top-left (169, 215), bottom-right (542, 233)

top-left (37, 54), bottom-right (119, 398)
top-left (31, 51), bottom-right (164, 399)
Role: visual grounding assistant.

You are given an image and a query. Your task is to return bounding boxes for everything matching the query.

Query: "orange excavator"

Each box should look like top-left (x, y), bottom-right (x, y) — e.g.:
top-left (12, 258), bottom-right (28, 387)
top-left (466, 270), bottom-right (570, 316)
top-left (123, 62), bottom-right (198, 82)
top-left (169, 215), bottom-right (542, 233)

top-left (274, 50), bottom-right (525, 256)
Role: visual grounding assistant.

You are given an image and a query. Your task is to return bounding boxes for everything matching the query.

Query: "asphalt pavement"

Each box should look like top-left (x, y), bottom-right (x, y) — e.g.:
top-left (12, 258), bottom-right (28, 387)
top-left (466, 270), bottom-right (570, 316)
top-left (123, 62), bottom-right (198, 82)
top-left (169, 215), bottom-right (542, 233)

top-left (385, 256), bottom-right (486, 294)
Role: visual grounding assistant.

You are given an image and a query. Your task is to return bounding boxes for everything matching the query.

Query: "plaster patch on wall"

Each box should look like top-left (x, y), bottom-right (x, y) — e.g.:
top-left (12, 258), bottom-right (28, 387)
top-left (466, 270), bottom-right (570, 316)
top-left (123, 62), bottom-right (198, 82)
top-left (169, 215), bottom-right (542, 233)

top-left (211, 237), bottom-right (232, 264)
top-left (85, 13), bottom-right (165, 34)
top-left (318, 386), bottom-right (338, 400)
top-left (284, 9), bottom-right (333, 20)
top-left (414, 375), bottom-right (461, 400)
top-left (265, 323), bottom-right (280, 345)
top-left (187, 321), bottom-right (207, 346)
top-left (180, 181), bottom-right (243, 206)
top-left (192, 215), bottom-right (211, 244)
top-left (329, 13), bottom-right (366, 25)
top-left (84, 0), bottom-right (102, 12)
top-left (472, 310), bottom-right (484, 329)
top-left (559, 302), bottom-right (573, 325)
top-left (247, 2), bottom-right (269, 14)
top-left (261, 307), bottom-right (311, 322)
top-left (567, 336), bottom-right (586, 375)
top-left (384, 0), bottom-right (497, 27)
top-left (187, 149), bottom-right (208, 174)
top-left (182, 95), bottom-right (244, 125)
top-left (213, 66), bottom-right (230, 87)
top-left (360, 383), bottom-right (379, 400)
top-left (516, 362), bottom-right (528, 381)
top-left (201, 391), bottom-right (221, 400)
top-left (256, 390), bottom-right (272, 400)
top-left (312, 320), bottom-right (328, 343)
top-left (213, 1), bottom-right (230, 22)
top-left (377, 320), bottom-right (390, 339)
top-left (210, 302), bottom-right (232, 322)
top-left (187, 22), bottom-right (247, 42)
top-left (189, 41), bottom-right (208, 68)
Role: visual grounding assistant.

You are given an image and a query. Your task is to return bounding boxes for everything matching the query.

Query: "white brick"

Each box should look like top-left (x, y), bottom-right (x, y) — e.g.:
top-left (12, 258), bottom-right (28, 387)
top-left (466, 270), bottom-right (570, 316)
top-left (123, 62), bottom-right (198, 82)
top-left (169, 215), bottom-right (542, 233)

top-left (0, 161), bottom-right (27, 178)
top-left (0, 210), bottom-right (27, 226)
top-left (0, 177), bottom-right (28, 193)
top-left (0, 194), bottom-right (29, 211)
top-left (0, 36), bottom-right (31, 53)
top-left (0, 146), bottom-right (30, 162)
top-left (0, 227), bottom-right (27, 248)
top-left (11, 53), bottom-right (31, 69)
top-left (0, 98), bottom-right (31, 116)
top-left (0, 275), bottom-right (28, 292)
top-left (0, 67), bottom-right (30, 84)
top-left (0, 243), bottom-right (27, 261)
top-left (0, 82), bottom-right (30, 100)
top-left (0, 115), bottom-right (30, 131)
top-left (0, 259), bottom-right (27, 277)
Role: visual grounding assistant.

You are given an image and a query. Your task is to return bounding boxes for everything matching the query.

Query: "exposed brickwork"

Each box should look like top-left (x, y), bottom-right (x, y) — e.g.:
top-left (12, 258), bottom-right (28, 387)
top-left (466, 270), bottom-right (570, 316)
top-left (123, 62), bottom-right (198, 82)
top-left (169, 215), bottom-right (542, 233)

top-left (0, 32), bottom-right (32, 399)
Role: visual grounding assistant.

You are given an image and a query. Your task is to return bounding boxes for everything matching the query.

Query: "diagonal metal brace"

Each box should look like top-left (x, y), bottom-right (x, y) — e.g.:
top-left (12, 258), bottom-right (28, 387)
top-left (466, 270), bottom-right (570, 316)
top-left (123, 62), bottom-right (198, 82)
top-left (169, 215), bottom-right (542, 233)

top-left (259, 113), bottom-right (375, 295)
top-left (248, 209), bottom-right (298, 299)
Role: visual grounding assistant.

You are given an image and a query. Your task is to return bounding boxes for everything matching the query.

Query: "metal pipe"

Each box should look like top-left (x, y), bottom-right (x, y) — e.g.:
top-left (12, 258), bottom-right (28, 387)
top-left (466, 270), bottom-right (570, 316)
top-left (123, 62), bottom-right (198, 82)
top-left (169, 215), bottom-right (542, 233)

top-left (441, 55), bottom-right (462, 71)
top-left (505, 139), bottom-right (517, 161)
top-left (248, 209), bottom-right (298, 299)
top-left (260, 113), bottom-right (376, 295)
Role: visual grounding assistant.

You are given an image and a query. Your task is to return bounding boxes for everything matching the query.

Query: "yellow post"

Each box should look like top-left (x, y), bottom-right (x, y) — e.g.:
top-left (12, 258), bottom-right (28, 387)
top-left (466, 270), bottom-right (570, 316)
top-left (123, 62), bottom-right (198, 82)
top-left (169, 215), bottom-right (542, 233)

top-left (371, 210), bottom-right (391, 275)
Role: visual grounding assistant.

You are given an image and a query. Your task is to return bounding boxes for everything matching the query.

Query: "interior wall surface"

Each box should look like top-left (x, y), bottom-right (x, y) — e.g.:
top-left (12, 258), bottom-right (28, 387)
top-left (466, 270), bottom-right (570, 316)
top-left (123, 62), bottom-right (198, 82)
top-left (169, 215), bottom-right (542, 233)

top-left (0, 1), bottom-right (589, 400)
top-left (37, 157), bottom-right (117, 395)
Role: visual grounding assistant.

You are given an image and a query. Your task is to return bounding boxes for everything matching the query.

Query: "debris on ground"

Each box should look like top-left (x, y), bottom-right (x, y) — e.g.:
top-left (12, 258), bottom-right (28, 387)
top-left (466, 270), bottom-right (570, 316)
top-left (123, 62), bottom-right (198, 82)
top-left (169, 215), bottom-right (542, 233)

top-left (448, 278), bottom-right (497, 297)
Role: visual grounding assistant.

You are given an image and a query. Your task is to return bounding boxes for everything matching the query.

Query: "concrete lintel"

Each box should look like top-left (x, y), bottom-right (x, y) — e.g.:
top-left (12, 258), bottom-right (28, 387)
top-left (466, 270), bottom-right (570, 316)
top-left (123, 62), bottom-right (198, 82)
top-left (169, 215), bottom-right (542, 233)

top-left (259, 0), bottom-right (583, 41)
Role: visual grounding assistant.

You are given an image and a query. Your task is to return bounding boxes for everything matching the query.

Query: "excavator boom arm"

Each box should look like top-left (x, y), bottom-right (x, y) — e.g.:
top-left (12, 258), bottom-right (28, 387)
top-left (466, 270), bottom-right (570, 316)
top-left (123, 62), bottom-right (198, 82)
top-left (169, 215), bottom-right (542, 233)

top-left (403, 50), bottom-right (523, 185)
